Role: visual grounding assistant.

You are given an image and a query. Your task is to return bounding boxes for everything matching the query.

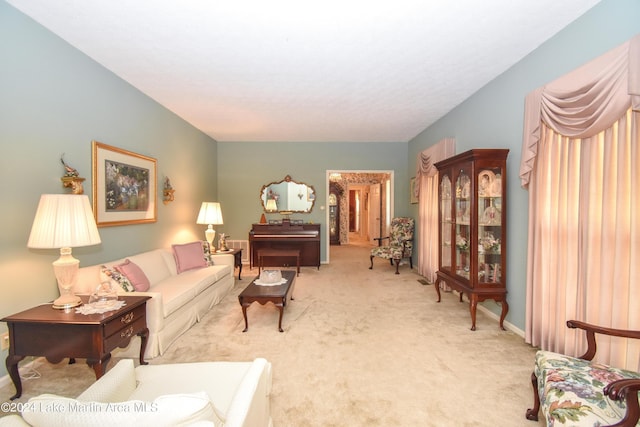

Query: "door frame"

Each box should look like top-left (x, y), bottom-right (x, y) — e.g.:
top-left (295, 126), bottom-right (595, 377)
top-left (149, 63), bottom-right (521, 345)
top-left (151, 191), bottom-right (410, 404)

top-left (325, 170), bottom-right (394, 263)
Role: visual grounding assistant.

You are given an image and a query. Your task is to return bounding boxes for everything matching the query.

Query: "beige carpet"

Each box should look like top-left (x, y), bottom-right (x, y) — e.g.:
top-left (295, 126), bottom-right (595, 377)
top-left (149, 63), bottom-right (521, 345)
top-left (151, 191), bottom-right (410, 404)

top-left (0, 243), bottom-right (544, 426)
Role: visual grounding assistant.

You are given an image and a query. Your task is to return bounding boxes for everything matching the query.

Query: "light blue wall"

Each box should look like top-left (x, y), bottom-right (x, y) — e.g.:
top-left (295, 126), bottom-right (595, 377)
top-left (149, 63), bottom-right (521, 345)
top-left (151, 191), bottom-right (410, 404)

top-left (217, 141), bottom-right (410, 262)
top-left (408, 0), bottom-right (640, 331)
top-left (0, 2), bottom-right (219, 377)
top-left (1, 0), bottom-right (638, 382)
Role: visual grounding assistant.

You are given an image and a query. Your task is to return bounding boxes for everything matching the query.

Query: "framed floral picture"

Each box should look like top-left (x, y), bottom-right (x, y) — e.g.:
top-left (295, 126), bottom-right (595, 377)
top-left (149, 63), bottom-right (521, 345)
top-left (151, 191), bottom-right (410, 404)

top-left (92, 141), bottom-right (157, 227)
top-left (410, 177), bottom-right (418, 204)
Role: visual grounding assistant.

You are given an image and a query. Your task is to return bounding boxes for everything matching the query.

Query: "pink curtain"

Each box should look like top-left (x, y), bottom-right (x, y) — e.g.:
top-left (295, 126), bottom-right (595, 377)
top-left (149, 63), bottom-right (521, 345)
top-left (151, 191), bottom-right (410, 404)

top-left (521, 34), bottom-right (640, 371)
top-left (520, 34), bottom-right (640, 188)
top-left (415, 138), bottom-right (455, 282)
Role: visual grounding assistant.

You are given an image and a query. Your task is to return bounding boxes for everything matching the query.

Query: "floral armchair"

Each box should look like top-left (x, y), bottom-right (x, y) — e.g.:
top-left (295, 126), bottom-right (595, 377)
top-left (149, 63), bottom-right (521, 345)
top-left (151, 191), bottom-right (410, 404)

top-left (369, 217), bottom-right (414, 274)
top-left (526, 320), bottom-right (640, 426)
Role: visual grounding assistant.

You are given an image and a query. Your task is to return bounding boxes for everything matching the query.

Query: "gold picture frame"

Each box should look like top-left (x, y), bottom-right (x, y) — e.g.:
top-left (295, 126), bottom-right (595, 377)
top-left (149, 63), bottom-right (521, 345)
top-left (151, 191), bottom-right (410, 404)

top-left (92, 141), bottom-right (157, 227)
top-left (410, 177), bottom-right (418, 204)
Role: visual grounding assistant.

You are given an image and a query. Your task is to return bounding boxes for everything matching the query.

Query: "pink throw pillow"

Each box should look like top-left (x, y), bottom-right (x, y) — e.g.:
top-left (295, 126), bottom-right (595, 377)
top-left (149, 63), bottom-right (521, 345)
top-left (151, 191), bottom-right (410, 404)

top-left (115, 259), bottom-right (151, 292)
top-left (173, 241), bottom-right (207, 274)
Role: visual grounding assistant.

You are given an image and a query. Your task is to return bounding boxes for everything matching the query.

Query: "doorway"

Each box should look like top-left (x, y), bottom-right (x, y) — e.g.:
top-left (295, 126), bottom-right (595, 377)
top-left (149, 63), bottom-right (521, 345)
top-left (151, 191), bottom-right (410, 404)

top-left (326, 170), bottom-right (393, 262)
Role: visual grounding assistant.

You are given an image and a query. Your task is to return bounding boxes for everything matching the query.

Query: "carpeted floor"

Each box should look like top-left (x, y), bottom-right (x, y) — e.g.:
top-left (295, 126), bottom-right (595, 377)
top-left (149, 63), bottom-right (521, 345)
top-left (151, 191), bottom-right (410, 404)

top-left (0, 243), bottom-right (544, 426)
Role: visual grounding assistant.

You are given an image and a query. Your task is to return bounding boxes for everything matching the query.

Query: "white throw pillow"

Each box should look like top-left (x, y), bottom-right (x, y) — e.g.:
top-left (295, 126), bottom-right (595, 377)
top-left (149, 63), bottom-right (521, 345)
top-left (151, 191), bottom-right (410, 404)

top-left (22, 391), bottom-right (223, 427)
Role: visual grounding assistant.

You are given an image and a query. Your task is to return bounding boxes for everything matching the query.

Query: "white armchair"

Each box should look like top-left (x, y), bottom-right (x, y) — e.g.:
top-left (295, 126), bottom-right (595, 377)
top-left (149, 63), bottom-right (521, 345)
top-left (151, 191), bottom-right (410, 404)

top-left (0, 358), bottom-right (272, 427)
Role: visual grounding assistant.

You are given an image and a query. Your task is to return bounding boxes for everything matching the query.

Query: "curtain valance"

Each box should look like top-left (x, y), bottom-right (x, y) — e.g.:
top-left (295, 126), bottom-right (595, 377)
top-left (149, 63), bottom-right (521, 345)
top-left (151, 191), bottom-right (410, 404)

top-left (414, 138), bottom-right (455, 199)
top-left (520, 34), bottom-right (640, 188)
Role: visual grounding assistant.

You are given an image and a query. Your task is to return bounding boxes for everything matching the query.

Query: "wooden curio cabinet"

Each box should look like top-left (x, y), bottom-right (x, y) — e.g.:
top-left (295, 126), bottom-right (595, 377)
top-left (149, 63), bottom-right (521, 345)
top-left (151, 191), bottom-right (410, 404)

top-left (434, 149), bottom-right (509, 330)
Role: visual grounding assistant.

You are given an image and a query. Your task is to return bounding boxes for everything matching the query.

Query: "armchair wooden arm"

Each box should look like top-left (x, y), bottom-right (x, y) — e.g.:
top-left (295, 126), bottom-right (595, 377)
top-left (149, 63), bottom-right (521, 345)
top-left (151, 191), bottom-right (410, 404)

top-left (603, 379), bottom-right (640, 427)
top-left (565, 320), bottom-right (640, 427)
top-left (566, 320), bottom-right (640, 361)
top-left (527, 320), bottom-right (640, 426)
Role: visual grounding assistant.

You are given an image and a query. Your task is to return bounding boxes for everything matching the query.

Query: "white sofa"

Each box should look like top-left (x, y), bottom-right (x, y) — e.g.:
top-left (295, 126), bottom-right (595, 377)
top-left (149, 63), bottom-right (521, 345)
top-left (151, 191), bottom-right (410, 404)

top-left (0, 358), bottom-right (273, 427)
top-left (74, 244), bottom-right (235, 359)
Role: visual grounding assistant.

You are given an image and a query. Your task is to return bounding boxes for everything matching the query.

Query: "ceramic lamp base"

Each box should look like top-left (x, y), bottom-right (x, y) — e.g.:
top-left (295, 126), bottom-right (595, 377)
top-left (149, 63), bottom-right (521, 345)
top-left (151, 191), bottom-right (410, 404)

top-left (52, 293), bottom-right (82, 310)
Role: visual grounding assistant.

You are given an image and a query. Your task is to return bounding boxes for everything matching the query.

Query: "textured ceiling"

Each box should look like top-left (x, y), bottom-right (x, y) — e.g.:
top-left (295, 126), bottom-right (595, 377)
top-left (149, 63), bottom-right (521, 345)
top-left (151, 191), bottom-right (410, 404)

top-left (7, 0), bottom-right (600, 143)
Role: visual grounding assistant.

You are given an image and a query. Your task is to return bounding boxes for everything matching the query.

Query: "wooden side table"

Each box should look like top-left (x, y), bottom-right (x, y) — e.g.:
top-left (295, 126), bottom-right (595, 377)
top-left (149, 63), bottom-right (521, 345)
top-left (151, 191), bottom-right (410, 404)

top-left (1, 295), bottom-right (150, 400)
top-left (213, 248), bottom-right (243, 279)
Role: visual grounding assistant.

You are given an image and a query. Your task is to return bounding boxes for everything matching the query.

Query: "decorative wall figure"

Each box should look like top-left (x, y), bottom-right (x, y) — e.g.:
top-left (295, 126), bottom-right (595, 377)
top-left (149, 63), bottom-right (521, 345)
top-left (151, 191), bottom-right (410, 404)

top-left (163, 176), bottom-right (175, 204)
top-left (60, 154), bottom-right (85, 194)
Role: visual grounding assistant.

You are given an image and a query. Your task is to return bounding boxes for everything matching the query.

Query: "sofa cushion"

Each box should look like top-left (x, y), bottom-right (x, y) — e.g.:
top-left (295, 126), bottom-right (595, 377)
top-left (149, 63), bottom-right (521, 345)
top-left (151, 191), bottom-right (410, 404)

top-left (22, 391), bottom-right (223, 427)
top-left (115, 259), bottom-right (150, 292)
top-left (131, 361), bottom-right (258, 418)
top-left (151, 277), bottom-right (199, 318)
top-left (535, 350), bottom-right (640, 426)
top-left (173, 241), bottom-right (208, 273)
top-left (126, 249), bottom-right (173, 285)
top-left (100, 265), bottom-right (135, 293)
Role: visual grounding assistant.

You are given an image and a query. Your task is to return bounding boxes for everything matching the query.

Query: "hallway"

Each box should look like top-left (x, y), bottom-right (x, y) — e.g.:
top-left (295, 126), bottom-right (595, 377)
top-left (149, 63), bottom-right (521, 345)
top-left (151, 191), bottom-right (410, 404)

top-left (346, 231), bottom-right (375, 247)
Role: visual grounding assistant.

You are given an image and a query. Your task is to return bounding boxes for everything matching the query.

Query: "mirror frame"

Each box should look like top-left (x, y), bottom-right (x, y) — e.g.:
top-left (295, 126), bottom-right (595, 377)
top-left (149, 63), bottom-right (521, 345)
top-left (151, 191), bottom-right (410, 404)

top-left (259, 175), bottom-right (316, 213)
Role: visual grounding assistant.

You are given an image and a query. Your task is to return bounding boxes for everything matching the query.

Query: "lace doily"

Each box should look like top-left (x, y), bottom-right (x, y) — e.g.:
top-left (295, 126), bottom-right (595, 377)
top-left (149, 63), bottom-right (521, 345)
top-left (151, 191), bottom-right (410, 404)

top-left (75, 300), bottom-right (126, 315)
top-left (254, 279), bottom-right (288, 286)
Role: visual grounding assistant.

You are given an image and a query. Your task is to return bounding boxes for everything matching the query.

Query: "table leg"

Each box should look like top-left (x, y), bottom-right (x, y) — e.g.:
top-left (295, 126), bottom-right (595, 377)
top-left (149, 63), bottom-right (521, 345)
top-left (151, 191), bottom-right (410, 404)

top-left (6, 354), bottom-right (25, 400)
top-left (469, 294), bottom-right (478, 331)
top-left (87, 353), bottom-right (111, 379)
top-left (276, 299), bottom-right (285, 332)
top-left (241, 303), bottom-right (250, 332)
top-left (499, 299), bottom-right (509, 331)
top-left (234, 251), bottom-right (242, 280)
top-left (138, 327), bottom-right (149, 365)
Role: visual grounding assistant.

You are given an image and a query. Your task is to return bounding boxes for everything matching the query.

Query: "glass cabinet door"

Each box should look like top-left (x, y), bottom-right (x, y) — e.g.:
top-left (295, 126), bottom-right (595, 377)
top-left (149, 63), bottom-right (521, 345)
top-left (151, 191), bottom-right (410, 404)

top-left (455, 170), bottom-right (471, 280)
top-left (434, 148), bottom-right (509, 331)
top-left (477, 168), bottom-right (503, 283)
top-left (440, 175), bottom-right (452, 273)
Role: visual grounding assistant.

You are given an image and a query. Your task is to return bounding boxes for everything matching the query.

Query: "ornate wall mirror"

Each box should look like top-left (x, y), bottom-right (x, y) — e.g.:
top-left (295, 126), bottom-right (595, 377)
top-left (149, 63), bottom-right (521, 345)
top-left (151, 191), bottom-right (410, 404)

top-left (260, 175), bottom-right (316, 213)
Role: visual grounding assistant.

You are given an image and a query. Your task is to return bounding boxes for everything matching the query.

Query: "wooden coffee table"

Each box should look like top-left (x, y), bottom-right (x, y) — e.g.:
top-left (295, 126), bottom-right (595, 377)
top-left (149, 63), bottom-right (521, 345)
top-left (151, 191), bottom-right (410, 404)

top-left (258, 249), bottom-right (301, 276)
top-left (238, 270), bottom-right (296, 332)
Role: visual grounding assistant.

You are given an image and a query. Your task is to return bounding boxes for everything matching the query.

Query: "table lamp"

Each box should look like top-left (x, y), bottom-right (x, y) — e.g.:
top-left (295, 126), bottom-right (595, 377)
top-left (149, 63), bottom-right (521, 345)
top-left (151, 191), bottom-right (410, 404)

top-left (196, 202), bottom-right (224, 247)
top-left (27, 194), bottom-right (102, 309)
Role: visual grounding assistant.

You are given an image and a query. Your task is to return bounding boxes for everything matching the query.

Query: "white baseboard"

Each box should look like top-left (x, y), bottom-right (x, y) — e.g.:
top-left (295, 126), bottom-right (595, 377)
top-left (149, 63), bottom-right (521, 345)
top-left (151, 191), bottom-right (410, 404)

top-left (476, 304), bottom-right (524, 337)
top-left (450, 290), bottom-right (525, 337)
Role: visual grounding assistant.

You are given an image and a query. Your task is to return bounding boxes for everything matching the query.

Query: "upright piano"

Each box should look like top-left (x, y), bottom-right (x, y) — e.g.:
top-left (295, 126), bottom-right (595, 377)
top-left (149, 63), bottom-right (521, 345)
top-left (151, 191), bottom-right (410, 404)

top-left (249, 223), bottom-right (321, 270)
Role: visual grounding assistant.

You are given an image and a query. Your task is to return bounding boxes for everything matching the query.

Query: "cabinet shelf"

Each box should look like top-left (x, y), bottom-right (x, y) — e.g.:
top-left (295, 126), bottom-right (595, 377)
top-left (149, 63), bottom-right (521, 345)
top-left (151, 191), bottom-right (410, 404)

top-left (435, 149), bottom-right (509, 331)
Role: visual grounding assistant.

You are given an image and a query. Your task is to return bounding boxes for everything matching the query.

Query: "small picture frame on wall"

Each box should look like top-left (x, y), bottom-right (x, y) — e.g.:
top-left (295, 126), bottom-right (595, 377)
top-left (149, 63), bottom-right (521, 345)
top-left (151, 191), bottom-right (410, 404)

top-left (410, 177), bottom-right (418, 204)
top-left (92, 140), bottom-right (157, 227)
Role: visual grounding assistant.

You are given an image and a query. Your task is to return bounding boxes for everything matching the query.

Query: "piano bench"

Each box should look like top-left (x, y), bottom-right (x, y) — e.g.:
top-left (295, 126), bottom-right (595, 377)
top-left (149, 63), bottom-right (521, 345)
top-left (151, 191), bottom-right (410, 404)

top-left (258, 249), bottom-right (301, 276)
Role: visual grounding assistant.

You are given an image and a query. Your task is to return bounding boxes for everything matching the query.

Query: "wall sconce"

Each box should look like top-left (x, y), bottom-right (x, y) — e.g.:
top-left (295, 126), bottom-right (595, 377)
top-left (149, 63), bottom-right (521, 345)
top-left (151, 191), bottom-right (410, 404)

top-left (163, 177), bottom-right (175, 204)
top-left (60, 154), bottom-right (85, 194)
